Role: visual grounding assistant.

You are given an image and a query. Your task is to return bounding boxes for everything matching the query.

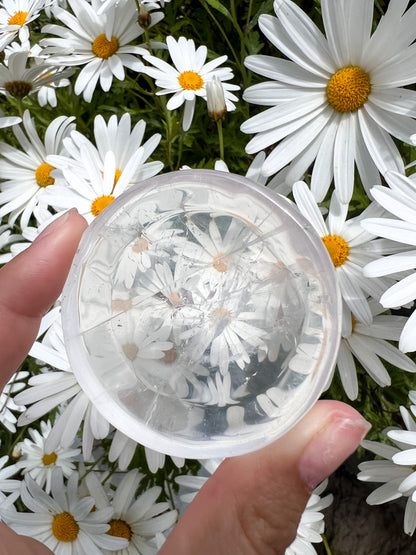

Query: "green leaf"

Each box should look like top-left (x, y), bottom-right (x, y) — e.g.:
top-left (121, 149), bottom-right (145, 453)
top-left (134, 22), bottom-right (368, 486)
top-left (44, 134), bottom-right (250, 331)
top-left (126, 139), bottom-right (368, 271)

top-left (202, 0), bottom-right (232, 21)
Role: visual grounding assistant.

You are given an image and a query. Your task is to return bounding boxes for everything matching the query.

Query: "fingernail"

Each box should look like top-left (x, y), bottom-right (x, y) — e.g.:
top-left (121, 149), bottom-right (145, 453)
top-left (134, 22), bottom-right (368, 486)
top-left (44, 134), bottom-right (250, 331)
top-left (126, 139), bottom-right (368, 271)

top-left (33, 209), bottom-right (78, 244)
top-left (298, 415), bottom-right (371, 491)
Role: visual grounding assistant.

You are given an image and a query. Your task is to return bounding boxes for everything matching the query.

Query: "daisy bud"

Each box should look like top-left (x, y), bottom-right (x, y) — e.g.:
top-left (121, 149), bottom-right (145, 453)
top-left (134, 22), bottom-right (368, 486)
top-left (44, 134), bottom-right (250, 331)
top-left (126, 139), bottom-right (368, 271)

top-left (11, 444), bottom-right (22, 460)
top-left (138, 3), bottom-right (151, 27)
top-left (206, 76), bottom-right (227, 121)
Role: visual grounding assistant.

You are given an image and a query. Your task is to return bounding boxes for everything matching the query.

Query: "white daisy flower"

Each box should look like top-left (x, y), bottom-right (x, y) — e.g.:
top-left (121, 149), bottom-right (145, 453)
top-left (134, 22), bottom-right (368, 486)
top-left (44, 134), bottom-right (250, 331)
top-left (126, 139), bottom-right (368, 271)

top-left (107, 429), bottom-right (184, 473)
top-left (241, 0), bottom-right (416, 203)
top-left (184, 284), bottom-right (268, 376)
top-left (129, 260), bottom-right (204, 340)
top-left (42, 144), bottom-right (158, 223)
top-left (16, 420), bottom-right (80, 493)
top-left (292, 180), bottom-right (400, 325)
top-left (175, 458), bottom-right (222, 504)
top-left (0, 113), bottom-right (20, 128)
top-left (1, 470), bottom-right (128, 553)
top-left (0, 50), bottom-right (74, 100)
top-left (0, 0), bottom-right (46, 50)
top-left (0, 109), bottom-right (75, 227)
top-left (113, 226), bottom-right (181, 289)
top-left (111, 308), bottom-right (173, 366)
top-left (15, 312), bottom-right (111, 460)
top-left (40, 0), bottom-right (148, 102)
top-left (48, 113), bottom-right (163, 199)
top-left (142, 36), bottom-right (239, 131)
top-left (84, 469), bottom-right (177, 554)
top-left (175, 215), bottom-right (258, 292)
top-left (0, 451), bottom-right (20, 495)
top-left (363, 170), bottom-right (416, 353)
top-left (337, 301), bottom-right (416, 400)
top-left (285, 479), bottom-right (333, 555)
top-left (0, 370), bottom-right (28, 433)
top-left (3, 41), bottom-right (71, 107)
top-left (358, 399), bottom-right (416, 536)
top-left (142, 446), bottom-right (184, 474)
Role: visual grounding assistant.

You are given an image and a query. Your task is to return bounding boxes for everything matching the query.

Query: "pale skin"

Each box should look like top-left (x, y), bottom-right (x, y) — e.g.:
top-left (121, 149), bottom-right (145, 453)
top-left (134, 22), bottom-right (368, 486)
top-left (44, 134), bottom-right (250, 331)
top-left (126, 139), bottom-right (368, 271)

top-left (0, 210), bottom-right (371, 555)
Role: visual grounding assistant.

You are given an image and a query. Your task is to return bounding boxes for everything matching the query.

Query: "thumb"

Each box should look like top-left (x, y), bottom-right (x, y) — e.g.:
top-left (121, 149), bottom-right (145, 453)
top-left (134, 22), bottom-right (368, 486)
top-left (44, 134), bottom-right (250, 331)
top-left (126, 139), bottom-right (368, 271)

top-left (161, 400), bottom-right (370, 555)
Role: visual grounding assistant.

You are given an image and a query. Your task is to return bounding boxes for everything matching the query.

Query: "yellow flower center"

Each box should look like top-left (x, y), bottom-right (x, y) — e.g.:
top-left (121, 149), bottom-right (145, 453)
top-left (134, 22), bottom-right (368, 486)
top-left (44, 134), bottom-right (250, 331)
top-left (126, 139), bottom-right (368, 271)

top-left (4, 80), bottom-right (32, 99)
top-left (322, 234), bottom-right (350, 267)
top-left (42, 452), bottom-right (58, 466)
top-left (51, 512), bottom-right (79, 542)
top-left (163, 348), bottom-right (178, 364)
top-left (168, 291), bottom-right (183, 308)
top-left (8, 11), bottom-right (28, 26)
top-left (122, 342), bottom-right (139, 360)
top-left (326, 66), bottom-right (371, 113)
top-left (92, 34), bottom-right (119, 59)
top-left (212, 253), bottom-right (228, 273)
top-left (178, 71), bottom-right (204, 91)
top-left (113, 168), bottom-right (122, 187)
top-left (35, 163), bottom-right (55, 187)
top-left (107, 518), bottom-right (132, 540)
top-left (132, 237), bottom-right (148, 253)
top-left (351, 314), bottom-right (357, 334)
top-left (111, 298), bottom-right (133, 311)
top-left (90, 195), bottom-right (115, 216)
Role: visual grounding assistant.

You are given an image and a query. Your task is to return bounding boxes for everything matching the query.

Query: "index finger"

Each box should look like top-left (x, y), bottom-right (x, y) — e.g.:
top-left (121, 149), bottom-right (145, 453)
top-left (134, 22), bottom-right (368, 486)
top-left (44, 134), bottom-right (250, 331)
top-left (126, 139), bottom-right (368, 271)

top-left (0, 210), bottom-right (87, 390)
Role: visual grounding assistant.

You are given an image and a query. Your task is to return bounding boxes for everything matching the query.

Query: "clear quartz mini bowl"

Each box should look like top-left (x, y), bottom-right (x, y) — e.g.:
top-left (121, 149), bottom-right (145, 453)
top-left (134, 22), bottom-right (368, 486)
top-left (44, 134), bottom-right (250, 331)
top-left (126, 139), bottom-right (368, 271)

top-left (61, 170), bottom-right (341, 458)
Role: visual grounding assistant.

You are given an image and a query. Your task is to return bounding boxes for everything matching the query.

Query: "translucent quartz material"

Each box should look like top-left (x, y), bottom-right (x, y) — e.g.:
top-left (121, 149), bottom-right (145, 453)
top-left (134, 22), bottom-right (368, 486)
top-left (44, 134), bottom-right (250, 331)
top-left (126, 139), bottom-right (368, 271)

top-left (62, 170), bottom-right (340, 458)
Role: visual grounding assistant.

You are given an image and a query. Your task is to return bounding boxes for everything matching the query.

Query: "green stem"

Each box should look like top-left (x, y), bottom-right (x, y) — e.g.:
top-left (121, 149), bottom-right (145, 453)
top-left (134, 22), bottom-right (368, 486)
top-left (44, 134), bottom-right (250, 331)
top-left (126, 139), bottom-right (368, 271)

top-left (198, 0), bottom-right (246, 84)
top-left (322, 534), bottom-right (333, 555)
top-left (217, 118), bottom-right (224, 160)
top-left (164, 466), bottom-right (176, 510)
top-left (245, 0), bottom-right (254, 30)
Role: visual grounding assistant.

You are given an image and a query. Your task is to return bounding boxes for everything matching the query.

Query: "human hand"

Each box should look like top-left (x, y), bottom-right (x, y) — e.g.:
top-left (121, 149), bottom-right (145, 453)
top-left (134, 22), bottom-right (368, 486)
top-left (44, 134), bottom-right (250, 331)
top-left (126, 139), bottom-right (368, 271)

top-left (0, 211), bottom-right (370, 554)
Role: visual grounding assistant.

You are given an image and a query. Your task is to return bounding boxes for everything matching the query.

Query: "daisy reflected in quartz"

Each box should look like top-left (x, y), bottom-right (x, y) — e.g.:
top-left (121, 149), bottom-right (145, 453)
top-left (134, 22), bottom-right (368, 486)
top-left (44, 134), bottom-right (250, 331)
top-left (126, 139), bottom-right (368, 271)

top-left (292, 180), bottom-right (401, 325)
top-left (175, 215), bottom-right (258, 291)
top-left (40, 0), bottom-right (148, 102)
top-left (142, 36), bottom-right (239, 131)
top-left (241, 0), bottom-right (416, 203)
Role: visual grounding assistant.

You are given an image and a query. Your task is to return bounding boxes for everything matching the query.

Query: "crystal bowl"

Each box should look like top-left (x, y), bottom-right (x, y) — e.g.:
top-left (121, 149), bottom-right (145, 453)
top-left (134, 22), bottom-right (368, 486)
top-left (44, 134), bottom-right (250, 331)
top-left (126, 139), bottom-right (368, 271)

top-left (61, 169), bottom-right (341, 458)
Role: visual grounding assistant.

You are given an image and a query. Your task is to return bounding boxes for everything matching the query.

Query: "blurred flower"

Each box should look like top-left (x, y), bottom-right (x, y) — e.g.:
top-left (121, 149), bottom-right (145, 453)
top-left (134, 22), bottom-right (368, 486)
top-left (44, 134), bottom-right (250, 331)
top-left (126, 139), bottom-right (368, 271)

top-left (0, 50), bottom-right (73, 100)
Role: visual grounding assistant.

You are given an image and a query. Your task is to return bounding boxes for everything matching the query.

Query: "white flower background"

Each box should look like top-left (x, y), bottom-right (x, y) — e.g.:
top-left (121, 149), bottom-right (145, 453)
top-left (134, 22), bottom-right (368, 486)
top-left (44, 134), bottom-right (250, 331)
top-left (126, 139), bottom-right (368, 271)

top-left (1, 0), bottom-right (416, 553)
